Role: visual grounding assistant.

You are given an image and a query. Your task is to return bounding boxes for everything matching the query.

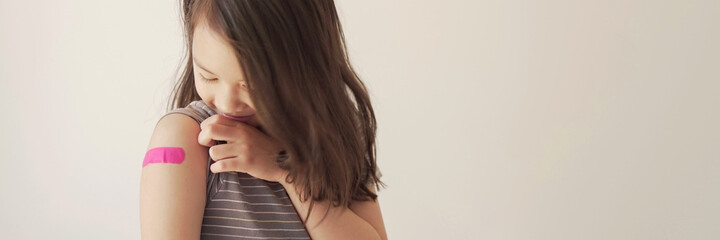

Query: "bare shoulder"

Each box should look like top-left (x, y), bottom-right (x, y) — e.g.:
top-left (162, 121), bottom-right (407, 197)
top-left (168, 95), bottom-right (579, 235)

top-left (149, 113), bottom-right (203, 149)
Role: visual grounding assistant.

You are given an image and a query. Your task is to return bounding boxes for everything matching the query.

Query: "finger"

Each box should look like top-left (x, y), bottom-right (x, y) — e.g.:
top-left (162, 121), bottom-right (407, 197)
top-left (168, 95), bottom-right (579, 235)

top-left (206, 114), bottom-right (259, 133)
top-left (197, 127), bottom-right (216, 147)
top-left (198, 123), bottom-right (244, 146)
top-left (208, 142), bottom-right (238, 161)
top-left (200, 114), bottom-right (228, 130)
top-left (210, 156), bottom-right (247, 173)
top-left (198, 131), bottom-right (215, 147)
top-left (201, 114), bottom-right (242, 130)
top-left (216, 114), bottom-right (247, 126)
top-left (199, 115), bottom-right (213, 130)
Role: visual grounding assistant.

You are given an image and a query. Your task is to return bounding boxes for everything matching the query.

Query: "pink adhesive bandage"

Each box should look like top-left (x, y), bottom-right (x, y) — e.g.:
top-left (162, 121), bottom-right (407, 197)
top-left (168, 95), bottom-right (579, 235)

top-left (142, 147), bottom-right (186, 168)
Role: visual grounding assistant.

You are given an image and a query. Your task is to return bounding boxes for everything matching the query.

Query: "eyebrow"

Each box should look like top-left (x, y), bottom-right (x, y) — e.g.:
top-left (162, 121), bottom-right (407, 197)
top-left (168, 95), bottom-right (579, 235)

top-left (192, 57), bottom-right (217, 76)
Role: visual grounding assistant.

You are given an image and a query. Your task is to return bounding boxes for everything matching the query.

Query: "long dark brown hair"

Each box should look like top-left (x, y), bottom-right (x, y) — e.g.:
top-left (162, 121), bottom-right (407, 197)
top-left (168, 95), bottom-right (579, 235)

top-left (166, 0), bottom-right (384, 221)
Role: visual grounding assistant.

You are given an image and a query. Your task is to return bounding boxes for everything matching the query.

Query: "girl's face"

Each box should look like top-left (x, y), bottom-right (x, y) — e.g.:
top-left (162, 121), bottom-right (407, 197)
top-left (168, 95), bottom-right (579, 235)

top-left (192, 19), bottom-right (262, 129)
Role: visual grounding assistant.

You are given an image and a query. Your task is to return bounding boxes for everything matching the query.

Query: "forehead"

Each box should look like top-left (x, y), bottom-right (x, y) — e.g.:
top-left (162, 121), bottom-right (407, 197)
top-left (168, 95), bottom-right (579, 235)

top-left (191, 19), bottom-right (243, 78)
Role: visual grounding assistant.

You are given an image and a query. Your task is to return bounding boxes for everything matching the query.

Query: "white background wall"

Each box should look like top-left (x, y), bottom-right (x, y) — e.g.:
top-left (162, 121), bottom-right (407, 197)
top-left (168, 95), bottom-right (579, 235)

top-left (1, 0), bottom-right (719, 239)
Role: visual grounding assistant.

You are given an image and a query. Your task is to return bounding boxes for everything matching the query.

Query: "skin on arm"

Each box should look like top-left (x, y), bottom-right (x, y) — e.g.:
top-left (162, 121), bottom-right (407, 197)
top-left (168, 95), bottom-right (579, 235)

top-left (140, 114), bottom-right (209, 240)
top-left (348, 185), bottom-right (388, 240)
top-left (281, 180), bottom-right (388, 240)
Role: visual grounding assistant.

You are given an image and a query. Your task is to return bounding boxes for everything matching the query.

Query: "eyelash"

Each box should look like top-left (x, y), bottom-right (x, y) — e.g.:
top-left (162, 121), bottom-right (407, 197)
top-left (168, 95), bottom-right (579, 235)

top-left (198, 74), bottom-right (217, 82)
top-left (198, 74), bottom-right (216, 82)
top-left (198, 74), bottom-right (247, 88)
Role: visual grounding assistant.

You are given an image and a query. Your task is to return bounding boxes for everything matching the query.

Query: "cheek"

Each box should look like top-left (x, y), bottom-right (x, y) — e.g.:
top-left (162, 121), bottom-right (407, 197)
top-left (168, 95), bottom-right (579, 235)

top-left (245, 97), bottom-right (256, 109)
top-left (194, 78), bottom-right (211, 98)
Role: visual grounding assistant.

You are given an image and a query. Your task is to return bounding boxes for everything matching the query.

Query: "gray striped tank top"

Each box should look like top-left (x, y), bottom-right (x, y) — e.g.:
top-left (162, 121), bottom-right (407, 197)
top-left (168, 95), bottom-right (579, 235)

top-left (162, 100), bottom-right (311, 239)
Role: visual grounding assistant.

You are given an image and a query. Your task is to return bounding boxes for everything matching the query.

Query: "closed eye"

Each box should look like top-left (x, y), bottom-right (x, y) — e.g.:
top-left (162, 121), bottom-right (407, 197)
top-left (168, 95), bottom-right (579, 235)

top-left (198, 74), bottom-right (217, 82)
top-left (198, 74), bottom-right (248, 88)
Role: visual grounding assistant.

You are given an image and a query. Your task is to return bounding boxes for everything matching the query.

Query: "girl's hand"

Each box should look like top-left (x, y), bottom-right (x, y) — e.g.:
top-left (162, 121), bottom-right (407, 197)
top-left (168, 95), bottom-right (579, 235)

top-left (197, 114), bottom-right (288, 182)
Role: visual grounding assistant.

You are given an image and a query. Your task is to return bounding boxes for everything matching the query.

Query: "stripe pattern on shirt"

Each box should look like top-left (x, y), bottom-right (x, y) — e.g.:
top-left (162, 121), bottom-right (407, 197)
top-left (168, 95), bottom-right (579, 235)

top-left (163, 100), bottom-right (311, 239)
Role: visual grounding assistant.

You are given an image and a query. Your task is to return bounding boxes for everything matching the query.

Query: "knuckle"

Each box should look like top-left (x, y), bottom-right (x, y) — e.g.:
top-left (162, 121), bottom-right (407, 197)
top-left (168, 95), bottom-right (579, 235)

top-left (239, 152), bottom-right (251, 163)
top-left (212, 162), bottom-right (223, 172)
top-left (197, 133), bottom-right (207, 145)
top-left (206, 124), bottom-right (217, 134)
top-left (210, 115), bottom-right (220, 124)
top-left (239, 143), bottom-right (249, 151)
top-left (224, 159), bottom-right (236, 169)
top-left (208, 146), bottom-right (217, 160)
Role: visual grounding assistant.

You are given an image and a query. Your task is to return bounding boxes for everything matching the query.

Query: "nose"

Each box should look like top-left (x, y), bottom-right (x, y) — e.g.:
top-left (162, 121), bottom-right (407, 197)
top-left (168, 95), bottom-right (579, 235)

top-left (214, 86), bottom-right (251, 115)
top-left (215, 100), bottom-right (248, 115)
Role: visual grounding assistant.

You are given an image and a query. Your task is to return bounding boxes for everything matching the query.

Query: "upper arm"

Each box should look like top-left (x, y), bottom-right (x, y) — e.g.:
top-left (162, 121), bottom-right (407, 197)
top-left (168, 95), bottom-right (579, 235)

top-left (140, 113), bottom-right (209, 240)
top-left (349, 185), bottom-right (388, 240)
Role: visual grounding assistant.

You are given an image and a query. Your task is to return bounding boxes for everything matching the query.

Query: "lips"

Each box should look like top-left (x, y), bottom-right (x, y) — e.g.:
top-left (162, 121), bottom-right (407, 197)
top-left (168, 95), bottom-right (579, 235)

top-left (221, 112), bottom-right (253, 122)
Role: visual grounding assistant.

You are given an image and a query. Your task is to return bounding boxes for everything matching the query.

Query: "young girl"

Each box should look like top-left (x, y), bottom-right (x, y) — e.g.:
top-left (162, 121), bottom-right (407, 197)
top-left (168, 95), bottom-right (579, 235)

top-left (139, 0), bottom-right (387, 239)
